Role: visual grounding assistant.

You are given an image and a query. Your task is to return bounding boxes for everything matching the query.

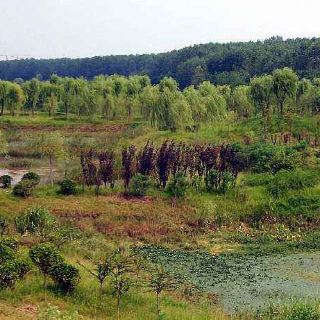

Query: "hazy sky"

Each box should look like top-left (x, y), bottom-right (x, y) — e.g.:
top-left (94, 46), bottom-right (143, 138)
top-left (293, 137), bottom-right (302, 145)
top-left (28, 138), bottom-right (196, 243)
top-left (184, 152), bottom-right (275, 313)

top-left (0, 0), bottom-right (320, 58)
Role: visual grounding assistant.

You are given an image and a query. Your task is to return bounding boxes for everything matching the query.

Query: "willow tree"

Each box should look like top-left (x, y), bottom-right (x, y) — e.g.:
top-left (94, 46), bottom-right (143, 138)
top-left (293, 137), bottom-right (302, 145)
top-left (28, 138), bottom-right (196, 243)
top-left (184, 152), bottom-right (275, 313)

top-left (41, 82), bottom-right (62, 116)
top-left (0, 81), bottom-right (11, 116)
top-left (156, 77), bottom-right (194, 132)
top-left (23, 78), bottom-right (41, 115)
top-left (231, 85), bottom-right (254, 119)
top-left (6, 83), bottom-right (25, 116)
top-left (183, 86), bottom-right (206, 130)
top-left (198, 81), bottom-right (227, 121)
top-left (296, 79), bottom-right (315, 114)
top-left (272, 68), bottom-right (298, 115)
top-left (140, 85), bottom-right (160, 127)
top-left (250, 75), bottom-right (274, 139)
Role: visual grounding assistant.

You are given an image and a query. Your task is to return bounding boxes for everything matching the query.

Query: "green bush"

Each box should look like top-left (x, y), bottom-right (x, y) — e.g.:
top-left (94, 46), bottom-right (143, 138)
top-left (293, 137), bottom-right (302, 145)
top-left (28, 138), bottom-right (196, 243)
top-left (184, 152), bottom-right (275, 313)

top-left (244, 173), bottom-right (273, 187)
top-left (267, 170), bottom-right (318, 198)
top-left (0, 240), bottom-right (30, 289)
top-left (12, 179), bottom-right (36, 198)
top-left (58, 179), bottom-right (77, 196)
top-left (249, 143), bottom-right (301, 173)
top-left (205, 169), bottom-right (236, 194)
top-left (0, 243), bottom-right (15, 264)
top-left (0, 216), bottom-right (8, 236)
top-left (263, 303), bottom-right (320, 320)
top-left (166, 172), bottom-right (189, 198)
top-left (128, 174), bottom-right (150, 197)
top-left (15, 207), bottom-right (56, 236)
top-left (50, 262), bottom-right (80, 293)
top-left (0, 260), bottom-right (31, 289)
top-left (0, 238), bottom-right (18, 251)
top-left (22, 172), bottom-right (40, 185)
top-left (29, 243), bottom-right (63, 277)
top-left (0, 175), bottom-right (13, 189)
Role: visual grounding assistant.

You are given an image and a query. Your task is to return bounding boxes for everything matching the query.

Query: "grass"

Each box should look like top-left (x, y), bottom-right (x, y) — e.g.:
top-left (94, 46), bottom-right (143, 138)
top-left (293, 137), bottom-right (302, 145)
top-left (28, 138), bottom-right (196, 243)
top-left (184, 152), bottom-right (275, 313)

top-left (2, 113), bottom-right (320, 318)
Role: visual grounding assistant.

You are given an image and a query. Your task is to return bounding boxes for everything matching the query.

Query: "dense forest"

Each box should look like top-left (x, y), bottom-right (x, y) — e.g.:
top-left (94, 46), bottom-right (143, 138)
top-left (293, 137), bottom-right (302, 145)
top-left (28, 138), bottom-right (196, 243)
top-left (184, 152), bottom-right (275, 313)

top-left (1, 37), bottom-right (320, 88)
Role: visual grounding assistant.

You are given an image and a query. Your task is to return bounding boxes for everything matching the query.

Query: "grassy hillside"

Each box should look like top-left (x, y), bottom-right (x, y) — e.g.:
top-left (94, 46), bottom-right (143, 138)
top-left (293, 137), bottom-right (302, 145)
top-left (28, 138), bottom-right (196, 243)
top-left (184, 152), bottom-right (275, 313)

top-left (1, 113), bottom-right (320, 319)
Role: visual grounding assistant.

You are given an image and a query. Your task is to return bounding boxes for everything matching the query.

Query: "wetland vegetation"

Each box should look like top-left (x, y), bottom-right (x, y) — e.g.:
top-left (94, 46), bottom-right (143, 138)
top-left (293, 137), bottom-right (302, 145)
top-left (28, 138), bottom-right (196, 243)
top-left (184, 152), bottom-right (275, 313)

top-left (1, 66), bottom-right (320, 319)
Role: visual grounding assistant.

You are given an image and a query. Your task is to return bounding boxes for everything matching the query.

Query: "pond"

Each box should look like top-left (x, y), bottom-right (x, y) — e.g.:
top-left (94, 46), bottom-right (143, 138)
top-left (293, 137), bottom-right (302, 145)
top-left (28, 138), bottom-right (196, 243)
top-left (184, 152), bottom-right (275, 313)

top-left (137, 246), bottom-right (320, 313)
top-left (0, 166), bottom-right (61, 185)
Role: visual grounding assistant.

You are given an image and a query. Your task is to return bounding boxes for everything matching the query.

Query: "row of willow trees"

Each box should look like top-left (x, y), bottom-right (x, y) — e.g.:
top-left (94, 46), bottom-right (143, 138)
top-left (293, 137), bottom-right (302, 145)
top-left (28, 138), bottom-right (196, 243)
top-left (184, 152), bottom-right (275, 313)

top-left (1, 67), bottom-right (320, 131)
top-left (80, 140), bottom-right (247, 194)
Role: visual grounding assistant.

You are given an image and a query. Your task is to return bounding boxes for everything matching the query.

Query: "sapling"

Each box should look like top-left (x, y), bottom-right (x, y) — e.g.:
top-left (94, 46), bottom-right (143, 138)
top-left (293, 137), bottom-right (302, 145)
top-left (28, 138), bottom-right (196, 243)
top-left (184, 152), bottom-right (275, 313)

top-left (108, 247), bottom-right (133, 320)
top-left (78, 258), bottom-right (111, 297)
top-left (29, 243), bottom-right (63, 300)
top-left (147, 264), bottom-right (178, 318)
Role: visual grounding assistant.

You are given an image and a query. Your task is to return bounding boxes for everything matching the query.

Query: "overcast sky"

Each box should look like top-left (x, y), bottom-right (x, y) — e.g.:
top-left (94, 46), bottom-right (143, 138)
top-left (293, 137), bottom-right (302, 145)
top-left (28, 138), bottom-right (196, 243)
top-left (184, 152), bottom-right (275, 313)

top-left (0, 0), bottom-right (320, 59)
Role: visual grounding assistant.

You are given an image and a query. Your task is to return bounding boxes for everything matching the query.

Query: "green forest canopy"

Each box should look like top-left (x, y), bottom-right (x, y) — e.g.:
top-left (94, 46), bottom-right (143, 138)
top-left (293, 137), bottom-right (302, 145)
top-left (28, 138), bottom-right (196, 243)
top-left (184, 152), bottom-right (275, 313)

top-left (1, 36), bottom-right (320, 88)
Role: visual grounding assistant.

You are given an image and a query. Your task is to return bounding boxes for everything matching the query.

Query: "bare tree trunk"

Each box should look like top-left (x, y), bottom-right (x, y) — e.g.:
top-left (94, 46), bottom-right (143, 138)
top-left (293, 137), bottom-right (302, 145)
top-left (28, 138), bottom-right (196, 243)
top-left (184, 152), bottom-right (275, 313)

top-left (156, 292), bottom-right (160, 318)
top-left (44, 274), bottom-right (47, 301)
top-left (117, 290), bottom-right (120, 320)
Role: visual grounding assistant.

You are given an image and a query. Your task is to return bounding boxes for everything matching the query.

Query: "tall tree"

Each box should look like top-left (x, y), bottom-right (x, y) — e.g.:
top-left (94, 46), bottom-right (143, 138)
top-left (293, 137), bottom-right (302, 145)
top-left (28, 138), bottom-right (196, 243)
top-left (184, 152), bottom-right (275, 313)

top-left (272, 68), bottom-right (298, 115)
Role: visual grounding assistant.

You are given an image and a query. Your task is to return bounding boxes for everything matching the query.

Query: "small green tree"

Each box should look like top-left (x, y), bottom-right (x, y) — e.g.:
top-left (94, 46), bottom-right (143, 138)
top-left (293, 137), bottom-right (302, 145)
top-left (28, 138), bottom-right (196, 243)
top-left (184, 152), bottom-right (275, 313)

top-left (128, 174), bottom-right (150, 197)
top-left (109, 248), bottom-right (133, 320)
top-left (147, 264), bottom-right (178, 318)
top-left (166, 172), bottom-right (189, 199)
top-left (31, 132), bottom-right (65, 185)
top-left (0, 241), bottom-right (30, 290)
top-left (50, 262), bottom-right (80, 294)
top-left (78, 259), bottom-right (111, 297)
top-left (29, 243), bottom-right (63, 299)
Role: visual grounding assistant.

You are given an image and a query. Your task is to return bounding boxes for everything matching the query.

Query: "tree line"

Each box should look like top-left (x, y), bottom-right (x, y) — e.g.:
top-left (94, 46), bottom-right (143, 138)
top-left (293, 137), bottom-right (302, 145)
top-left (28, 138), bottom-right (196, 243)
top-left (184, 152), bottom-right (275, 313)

top-left (1, 67), bottom-right (320, 132)
top-left (2, 37), bottom-right (320, 88)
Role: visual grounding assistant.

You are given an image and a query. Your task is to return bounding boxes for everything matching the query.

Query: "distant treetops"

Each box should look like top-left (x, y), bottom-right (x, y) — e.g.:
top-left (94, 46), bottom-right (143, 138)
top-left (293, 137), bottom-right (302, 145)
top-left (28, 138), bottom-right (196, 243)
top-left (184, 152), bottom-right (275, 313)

top-left (0, 68), bottom-right (319, 132)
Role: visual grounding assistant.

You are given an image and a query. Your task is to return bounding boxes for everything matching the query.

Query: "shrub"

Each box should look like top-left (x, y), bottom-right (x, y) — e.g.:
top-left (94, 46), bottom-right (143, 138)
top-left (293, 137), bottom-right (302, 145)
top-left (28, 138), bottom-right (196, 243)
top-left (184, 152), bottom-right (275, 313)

top-left (267, 170), bottom-right (318, 198)
top-left (58, 179), bottom-right (77, 196)
top-left (15, 207), bottom-right (56, 236)
top-left (29, 243), bottom-right (63, 277)
top-left (244, 173), bottom-right (273, 187)
top-left (0, 243), bottom-right (15, 264)
top-left (0, 241), bottom-right (30, 289)
top-left (50, 262), bottom-right (80, 293)
top-left (205, 169), bottom-right (236, 194)
top-left (128, 174), bottom-right (150, 197)
top-left (166, 172), bottom-right (189, 198)
top-left (0, 238), bottom-right (18, 251)
top-left (0, 175), bottom-right (13, 189)
top-left (249, 143), bottom-right (301, 173)
top-left (0, 216), bottom-right (8, 236)
top-left (21, 172), bottom-right (40, 185)
top-left (0, 260), bottom-right (30, 289)
top-left (12, 179), bottom-right (36, 198)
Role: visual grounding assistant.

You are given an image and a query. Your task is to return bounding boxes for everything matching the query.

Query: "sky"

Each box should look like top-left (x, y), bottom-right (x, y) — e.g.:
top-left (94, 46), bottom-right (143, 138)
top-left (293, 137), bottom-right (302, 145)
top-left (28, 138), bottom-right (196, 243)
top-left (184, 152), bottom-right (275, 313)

top-left (0, 0), bottom-right (320, 59)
